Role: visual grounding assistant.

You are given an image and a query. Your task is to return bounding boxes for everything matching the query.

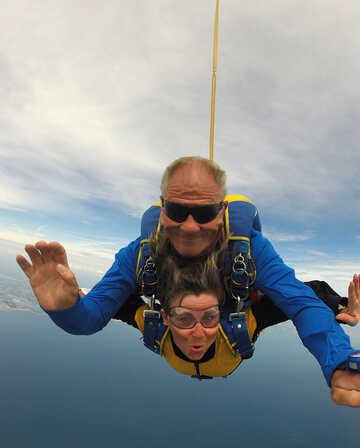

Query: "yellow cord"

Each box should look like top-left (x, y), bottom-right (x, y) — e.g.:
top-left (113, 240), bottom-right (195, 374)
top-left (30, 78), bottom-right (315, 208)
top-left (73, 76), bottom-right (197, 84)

top-left (209, 0), bottom-right (219, 161)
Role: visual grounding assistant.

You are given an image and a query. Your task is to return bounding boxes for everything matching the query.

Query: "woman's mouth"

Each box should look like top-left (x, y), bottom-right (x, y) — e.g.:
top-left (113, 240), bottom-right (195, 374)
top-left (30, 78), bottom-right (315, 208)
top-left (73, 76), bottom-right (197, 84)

top-left (190, 345), bottom-right (204, 352)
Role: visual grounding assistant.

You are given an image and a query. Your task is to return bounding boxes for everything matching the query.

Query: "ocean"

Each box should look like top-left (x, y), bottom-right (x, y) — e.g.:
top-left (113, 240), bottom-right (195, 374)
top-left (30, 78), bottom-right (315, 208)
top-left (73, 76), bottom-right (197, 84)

top-left (1, 309), bottom-right (358, 447)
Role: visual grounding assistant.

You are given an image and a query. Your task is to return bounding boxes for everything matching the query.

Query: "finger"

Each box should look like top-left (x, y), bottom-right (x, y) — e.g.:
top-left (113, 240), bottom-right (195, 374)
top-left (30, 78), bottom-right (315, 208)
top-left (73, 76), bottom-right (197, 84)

top-left (332, 369), bottom-right (360, 389)
top-left (56, 264), bottom-right (79, 289)
top-left (24, 244), bottom-right (44, 267)
top-left (16, 255), bottom-right (33, 278)
top-left (49, 242), bottom-right (69, 267)
top-left (354, 274), bottom-right (360, 299)
top-left (347, 279), bottom-right (360, 316)
top-left (348, 280), bottom-right (354, 299)
top-left (35, 240), bottom-right (53, 263)
top-left (336, 313), bottom-right (358, 327)
top-left (332, 387), bottom-right (360, 407)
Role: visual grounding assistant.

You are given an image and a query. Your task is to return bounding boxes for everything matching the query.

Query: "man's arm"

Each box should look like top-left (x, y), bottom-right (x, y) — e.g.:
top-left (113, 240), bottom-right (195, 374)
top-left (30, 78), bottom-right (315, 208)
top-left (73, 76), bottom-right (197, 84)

top-left (251, 229), bottom-right (355, 387)
top-left (253, 277), bottom-right (359, 334)
top-left (17, 237), bottom-right (141, 335)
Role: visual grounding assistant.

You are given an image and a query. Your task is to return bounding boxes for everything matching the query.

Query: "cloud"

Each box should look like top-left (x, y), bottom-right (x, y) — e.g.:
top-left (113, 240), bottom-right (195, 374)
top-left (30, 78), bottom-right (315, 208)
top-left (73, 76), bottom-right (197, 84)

top-left (263, 230), bottom-right (313, 243)
top-left (0, 226), bottom-right (129, 279)
top-left (290, 259), bottom-right (360, 296)
top-left (0, 0), bottom-right (359, 225)
top-left (305, 249), bottom-right (327, 257)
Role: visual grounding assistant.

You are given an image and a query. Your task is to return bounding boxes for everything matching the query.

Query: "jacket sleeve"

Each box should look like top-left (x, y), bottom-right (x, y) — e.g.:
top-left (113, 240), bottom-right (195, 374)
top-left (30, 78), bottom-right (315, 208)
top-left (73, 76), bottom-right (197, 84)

top-left (44, 237), bottom-right (141, 335)
top-left (251, 229), bottom-right (354, 386)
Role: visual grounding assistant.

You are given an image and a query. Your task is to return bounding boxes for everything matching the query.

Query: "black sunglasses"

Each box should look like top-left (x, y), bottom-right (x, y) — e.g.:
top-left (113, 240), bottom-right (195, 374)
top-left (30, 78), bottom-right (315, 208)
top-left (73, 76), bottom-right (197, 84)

top-left (161, 199), bottom-right (224, 224)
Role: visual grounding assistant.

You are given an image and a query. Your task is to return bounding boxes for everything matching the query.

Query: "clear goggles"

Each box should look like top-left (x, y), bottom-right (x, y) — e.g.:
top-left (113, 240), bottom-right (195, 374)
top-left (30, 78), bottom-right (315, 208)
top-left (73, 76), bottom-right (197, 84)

top-left (167, 305), bottom-right (220, 329)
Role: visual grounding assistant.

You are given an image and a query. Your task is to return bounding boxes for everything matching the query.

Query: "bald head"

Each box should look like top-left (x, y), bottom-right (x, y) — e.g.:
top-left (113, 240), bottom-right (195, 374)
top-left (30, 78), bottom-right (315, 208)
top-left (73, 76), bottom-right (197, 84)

top-left (160, 156), bottom-right (227, 200)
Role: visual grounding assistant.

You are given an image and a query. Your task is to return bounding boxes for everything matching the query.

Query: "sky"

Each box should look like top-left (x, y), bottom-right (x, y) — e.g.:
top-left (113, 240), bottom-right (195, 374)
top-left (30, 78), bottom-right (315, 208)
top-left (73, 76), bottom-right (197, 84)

top-left (1, 0), bottom-right (360, 294)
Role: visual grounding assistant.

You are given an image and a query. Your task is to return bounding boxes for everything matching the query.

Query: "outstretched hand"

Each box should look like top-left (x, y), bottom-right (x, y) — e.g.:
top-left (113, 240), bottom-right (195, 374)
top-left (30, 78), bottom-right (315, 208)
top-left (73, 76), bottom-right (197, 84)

top-left (331, 369), bottom-right (360, 407)
top-left (16, 241), bottom-right (79, 311)
top-left (336, 274), bottom-right (360, 327)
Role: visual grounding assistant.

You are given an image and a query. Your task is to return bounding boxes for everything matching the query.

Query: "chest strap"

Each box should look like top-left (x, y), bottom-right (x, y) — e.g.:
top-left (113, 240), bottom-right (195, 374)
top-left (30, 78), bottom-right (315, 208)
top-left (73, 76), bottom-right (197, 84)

top-left (143, 310), bottom-right (164, 354)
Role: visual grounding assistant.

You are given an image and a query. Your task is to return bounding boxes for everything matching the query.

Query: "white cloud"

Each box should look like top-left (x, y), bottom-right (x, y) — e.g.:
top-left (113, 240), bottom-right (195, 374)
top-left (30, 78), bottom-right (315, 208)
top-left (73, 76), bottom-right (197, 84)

top-left (0, 0), bottom-right (360, 222)
top-left (292, 260), bottom-right (360, 296)
top-left (0, 227), bottom-right (128, 278)
top-left (263, 230), bottom-right (313, 243)
top-left (305, 249), bottom-right (327, 257)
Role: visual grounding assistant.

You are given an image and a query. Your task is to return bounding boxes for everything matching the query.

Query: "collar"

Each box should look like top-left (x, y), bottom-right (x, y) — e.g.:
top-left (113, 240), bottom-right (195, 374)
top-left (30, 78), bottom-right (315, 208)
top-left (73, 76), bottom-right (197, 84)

top-left (169, 332), bottom-right (216, 363)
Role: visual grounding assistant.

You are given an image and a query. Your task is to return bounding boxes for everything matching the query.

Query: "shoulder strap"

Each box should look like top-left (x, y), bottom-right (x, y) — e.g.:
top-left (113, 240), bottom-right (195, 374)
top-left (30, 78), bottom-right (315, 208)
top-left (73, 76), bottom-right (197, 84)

top-left (222, 194), bottom-right (260, 360)
top-left (136, 201), bottom-right (162, 300)
top-left (143, 309), bottom-right (167, 355)
top-left (223, 194), bottom-right (259, 302)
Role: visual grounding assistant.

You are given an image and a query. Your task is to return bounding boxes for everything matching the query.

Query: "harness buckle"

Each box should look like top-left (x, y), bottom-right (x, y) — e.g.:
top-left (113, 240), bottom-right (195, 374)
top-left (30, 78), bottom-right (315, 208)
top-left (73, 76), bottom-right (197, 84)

top-left (231, 295), bottom-right (247, 313)
top-left (228, 311), bottom-right (246, 323)
top-left (143, 306), bottom-right (162, 353)
top-left (139, 255), bottom-right (158, 299)
top-left (230, 252), bottom-right (250, 303)
top-left (143, 309), bottom-right (161, 319)
top-left (228, 310), bottom-right (255, 359)
top-left (232, 253), bottom-right (247, 272)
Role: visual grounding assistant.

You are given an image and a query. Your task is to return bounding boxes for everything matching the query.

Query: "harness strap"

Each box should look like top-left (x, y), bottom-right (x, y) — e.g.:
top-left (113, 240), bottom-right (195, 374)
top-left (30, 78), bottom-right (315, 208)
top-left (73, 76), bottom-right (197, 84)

top-left (143, 310), bottom-right (162, 354)
top-left (228, 312), bottom-right (255, 359)
top-left (224, 238), bottom-right (255, 359)
top-left (137, 242), bottom-right (158, 299)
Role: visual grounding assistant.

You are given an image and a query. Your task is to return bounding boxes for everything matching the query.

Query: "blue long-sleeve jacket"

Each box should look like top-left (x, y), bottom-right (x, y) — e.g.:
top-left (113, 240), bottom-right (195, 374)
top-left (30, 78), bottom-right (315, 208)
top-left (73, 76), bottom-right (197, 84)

top-left (46, 230), bottom-right (354, 386)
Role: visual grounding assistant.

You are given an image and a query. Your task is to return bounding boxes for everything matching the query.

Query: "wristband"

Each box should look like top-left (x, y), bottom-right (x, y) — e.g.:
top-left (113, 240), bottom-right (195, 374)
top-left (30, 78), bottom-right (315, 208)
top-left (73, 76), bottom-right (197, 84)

top-left (337, 350), bottom-right (360, 372)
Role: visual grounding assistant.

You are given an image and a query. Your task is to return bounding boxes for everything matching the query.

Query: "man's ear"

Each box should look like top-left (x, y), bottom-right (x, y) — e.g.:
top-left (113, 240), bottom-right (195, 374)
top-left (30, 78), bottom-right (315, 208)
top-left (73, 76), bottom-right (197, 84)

top-left (161, 308), bottom-right (169, 326)
top-left (159, 196), bottom-right (165, 225)
top-left (217, 200), bottom-right (227, 222)
top-left (159, 208), bottom-right (165, 226)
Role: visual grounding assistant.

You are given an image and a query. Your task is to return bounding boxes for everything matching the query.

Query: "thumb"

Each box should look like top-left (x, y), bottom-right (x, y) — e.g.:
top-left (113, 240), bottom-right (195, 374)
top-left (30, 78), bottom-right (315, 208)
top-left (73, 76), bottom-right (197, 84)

top-left (56, 264), bottom-right (78, 289)
top-left (336, 313), bottom-right (357, 327)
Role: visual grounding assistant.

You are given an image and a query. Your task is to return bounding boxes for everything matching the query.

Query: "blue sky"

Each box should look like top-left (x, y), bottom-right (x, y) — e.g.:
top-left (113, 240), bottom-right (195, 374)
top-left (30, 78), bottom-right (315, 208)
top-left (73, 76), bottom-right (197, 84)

top-left (1, 0), bottom-right (360, 294)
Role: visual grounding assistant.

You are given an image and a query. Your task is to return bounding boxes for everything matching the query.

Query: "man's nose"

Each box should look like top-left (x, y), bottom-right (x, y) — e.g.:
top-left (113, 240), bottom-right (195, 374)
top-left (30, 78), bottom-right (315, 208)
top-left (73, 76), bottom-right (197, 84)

top-left (179, 214), bottom-right (200, 232)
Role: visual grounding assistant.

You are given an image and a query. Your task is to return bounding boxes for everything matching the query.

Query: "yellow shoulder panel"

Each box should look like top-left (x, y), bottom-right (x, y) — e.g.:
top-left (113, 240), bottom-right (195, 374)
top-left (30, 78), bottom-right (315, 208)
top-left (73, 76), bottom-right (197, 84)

top-left (225, 194), bottom-right (253, 204)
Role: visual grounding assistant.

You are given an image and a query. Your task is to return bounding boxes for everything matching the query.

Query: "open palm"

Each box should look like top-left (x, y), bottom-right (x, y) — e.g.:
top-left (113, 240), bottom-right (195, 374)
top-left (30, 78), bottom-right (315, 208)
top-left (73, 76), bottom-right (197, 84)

top-left (16, 241), bottom-right (79, 310)
top-left (336, 274), bottom-right (360, 327)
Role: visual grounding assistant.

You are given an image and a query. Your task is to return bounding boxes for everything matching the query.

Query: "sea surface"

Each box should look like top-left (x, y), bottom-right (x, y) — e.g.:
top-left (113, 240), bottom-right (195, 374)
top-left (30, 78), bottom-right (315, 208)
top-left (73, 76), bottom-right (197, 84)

top-left (1, 309), bottom-right (359, 448)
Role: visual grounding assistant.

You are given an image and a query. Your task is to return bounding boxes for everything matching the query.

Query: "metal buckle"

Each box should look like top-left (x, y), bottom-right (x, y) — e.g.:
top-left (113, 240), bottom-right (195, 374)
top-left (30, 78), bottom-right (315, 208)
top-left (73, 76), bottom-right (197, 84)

top-left (145, 294), bottom-right (158, 311)
top-left (230, 295), bottom-right (246, 313)
top-left (228, 311), bottom-right (246, 322)
top-left (143, 309), bottom-right (161, 328)
top-left (232, 253), bottom-right (247, 272)
top-left (231, 253), bottom-right (250, 301)
top-left (231, 285), bottom-right (249, 302)
top-left (143, 309), bottom-right (161, 318)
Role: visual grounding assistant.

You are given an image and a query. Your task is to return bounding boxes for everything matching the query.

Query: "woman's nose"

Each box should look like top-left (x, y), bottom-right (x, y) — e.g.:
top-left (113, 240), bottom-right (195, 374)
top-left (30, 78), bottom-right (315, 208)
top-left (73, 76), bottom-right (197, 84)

top-left (191, 321), bottom-right (206, 336)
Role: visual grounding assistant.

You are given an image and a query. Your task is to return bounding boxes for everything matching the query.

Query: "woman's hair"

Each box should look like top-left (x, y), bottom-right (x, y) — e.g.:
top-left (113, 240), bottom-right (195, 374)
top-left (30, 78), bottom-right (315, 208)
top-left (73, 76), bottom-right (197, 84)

top-left (149, 232), bottom-right (228, 311)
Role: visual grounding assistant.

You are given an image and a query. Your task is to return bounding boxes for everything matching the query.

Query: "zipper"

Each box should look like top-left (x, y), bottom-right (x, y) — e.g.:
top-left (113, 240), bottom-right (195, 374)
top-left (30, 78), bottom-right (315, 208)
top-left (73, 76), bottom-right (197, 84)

top-left (195, 361), bottom-right (201, 377)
